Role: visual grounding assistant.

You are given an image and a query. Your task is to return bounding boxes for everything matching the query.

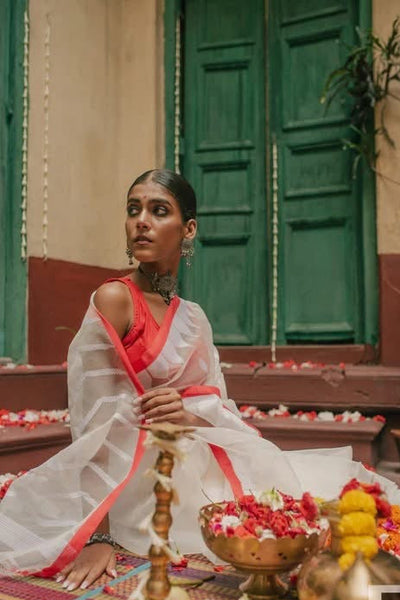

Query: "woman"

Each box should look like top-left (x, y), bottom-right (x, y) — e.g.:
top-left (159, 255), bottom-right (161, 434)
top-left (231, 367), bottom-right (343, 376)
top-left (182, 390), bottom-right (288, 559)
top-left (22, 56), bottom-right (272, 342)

top-left (0, 170), bottom-right (399, 591)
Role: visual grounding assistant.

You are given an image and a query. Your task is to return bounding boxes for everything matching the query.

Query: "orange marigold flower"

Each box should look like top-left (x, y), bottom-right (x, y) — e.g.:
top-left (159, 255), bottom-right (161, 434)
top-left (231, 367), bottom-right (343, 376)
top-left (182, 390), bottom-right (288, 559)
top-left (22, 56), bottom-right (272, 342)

top-left (379, 533), bottom-right (400, 553)
top-left (391, 505), bottom-right (400, 524)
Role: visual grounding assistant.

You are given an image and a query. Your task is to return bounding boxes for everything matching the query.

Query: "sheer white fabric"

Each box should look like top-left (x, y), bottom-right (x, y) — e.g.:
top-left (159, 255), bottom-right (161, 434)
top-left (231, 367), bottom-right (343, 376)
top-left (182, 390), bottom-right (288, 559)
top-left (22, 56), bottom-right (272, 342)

top-left (0, 297), bottom-right (398, 576)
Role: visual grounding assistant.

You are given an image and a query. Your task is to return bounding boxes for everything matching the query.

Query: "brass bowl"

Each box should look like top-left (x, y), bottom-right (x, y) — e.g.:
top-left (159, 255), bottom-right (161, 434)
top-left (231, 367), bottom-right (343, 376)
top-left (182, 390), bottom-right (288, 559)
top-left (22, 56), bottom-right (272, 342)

top-left (199, 503), bottom-right (321, 599)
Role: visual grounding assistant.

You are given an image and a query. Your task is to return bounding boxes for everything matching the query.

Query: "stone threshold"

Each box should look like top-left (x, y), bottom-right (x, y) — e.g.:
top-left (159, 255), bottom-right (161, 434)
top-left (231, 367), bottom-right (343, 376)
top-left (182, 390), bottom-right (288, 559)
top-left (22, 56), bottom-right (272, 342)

top-left (249, 417), bottom-right (384, 465)
top-left (0, 423), bottom-right (71, 473)
top-left (0, 366), bottom-right (67, 411)
top-left (223, 363), bottom-right (400, 412)
top-left (218, 344), bottom-right (377, 364)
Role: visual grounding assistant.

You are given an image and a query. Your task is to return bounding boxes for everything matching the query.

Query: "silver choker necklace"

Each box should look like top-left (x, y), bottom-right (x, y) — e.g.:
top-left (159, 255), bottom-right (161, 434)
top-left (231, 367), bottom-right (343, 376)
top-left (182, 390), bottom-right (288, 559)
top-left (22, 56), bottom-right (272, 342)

top-left (138, 265), bottom-right (177, 305)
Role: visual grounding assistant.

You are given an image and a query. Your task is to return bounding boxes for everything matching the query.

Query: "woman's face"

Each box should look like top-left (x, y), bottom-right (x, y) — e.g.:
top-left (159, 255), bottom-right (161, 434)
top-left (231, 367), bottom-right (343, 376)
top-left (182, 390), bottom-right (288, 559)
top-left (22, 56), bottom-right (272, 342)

top-left (126, 179), bottom-right (196, 270)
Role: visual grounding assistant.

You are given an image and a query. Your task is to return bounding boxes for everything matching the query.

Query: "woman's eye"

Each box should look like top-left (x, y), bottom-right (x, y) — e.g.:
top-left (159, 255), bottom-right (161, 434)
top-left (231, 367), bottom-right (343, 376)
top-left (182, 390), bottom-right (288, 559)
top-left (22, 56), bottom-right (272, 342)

top-left (154, 206), bottom-right (168, 216)
top-left (127, 205), bottom-right (139, 216)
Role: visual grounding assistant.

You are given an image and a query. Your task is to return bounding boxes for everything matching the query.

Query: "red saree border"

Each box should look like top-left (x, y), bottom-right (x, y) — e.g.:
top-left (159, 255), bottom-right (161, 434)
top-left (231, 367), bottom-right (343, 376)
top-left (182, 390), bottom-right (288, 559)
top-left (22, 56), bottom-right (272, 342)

top-left (208, 445), bottom-right (244, 498)
top-left (133, 296), bottom-right (180, 373)
top-left (95, 306), bottom-right (145, 394)
top-left (37, 429), bottom-right (147, 578)
top-left (182, 385), bottom-right (221, 398)
top-left (36, 309), bottom-right (147, 577)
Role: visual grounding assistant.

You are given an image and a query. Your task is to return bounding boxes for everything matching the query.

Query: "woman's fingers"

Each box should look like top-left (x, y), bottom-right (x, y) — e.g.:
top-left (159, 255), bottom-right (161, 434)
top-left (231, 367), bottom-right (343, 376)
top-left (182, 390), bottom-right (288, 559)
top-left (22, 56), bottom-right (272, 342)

top-left (56, 545), bottom-right (115, 591)
top-left (149, 411), bottom-right (185, 424)
top-left (61, 564), bottom-right (91, 591)
top-left (55, 562), bottom-right (74, 582)
top-left (140, 388), bottom-right (176, 402)
top-left (81, 561), bottom-right (111, 590)
top-left (138, 388), bottom-right (183, 417)
top-left (131, 387), bottom-right (191, 423)
top-left (106, 552), bottom-right (118, 578)
top-left (140, 388), bottom-right (180, 405)
top-left (143, 400), bottom-right (182, 420)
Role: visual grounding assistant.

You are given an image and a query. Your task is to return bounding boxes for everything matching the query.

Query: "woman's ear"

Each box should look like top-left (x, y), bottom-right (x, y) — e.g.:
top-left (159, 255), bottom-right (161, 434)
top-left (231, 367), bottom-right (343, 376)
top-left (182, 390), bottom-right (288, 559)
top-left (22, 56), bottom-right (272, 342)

top-left (184, 219), bottom-right (197, 240)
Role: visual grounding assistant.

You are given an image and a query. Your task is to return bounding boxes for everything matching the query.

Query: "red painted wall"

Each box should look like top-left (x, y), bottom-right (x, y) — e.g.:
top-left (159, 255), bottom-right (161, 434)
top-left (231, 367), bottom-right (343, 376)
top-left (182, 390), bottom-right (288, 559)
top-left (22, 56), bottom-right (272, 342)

top-left (28, 257), bottom-right (129, 365)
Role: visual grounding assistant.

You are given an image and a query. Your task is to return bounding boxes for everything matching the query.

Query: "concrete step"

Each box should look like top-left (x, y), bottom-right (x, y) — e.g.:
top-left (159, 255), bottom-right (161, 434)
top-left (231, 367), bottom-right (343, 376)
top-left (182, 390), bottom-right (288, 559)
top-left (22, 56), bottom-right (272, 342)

top-left (223, 363), bottom-right (400, 412)
top-left (2, 363), bottom-right (398, 414)
top-left (0, 367), bottom-right (69, 473)
top-left (247, 417), bottom-right (385, 466)
top-left (0, 365), bottom-right (67, 411)
top-left (218, 344), bottom-right (376, 364)
top-left (0, 423), bottom-right (71, 473)
top-left (223, 363), bottom-right (400, 463)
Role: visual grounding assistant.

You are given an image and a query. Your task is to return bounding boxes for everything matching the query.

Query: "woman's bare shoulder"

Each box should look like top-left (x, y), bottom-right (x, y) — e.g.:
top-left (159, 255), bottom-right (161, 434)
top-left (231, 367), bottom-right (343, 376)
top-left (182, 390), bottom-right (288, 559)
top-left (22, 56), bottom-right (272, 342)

top-left (94, 281), bottom-right (133, 338)
top-left (95, 280), bottom-right (130, 304)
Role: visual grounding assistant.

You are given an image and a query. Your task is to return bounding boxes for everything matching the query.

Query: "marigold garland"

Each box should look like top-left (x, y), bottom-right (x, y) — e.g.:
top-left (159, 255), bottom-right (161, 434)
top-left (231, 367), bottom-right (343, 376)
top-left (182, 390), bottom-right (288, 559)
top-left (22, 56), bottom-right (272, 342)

top-left (335, 478), bottom-right (394, 570)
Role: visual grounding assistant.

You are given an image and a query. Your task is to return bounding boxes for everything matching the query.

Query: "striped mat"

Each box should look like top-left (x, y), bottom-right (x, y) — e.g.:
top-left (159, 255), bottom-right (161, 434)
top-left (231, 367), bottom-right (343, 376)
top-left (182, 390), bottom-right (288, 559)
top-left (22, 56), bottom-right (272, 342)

top-left (0, 553), bottom-right (249, 600)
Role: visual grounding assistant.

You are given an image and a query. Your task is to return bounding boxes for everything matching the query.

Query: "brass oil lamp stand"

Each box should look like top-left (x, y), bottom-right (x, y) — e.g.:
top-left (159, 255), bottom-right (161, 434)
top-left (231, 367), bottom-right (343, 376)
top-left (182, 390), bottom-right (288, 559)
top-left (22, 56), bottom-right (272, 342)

top-left (141, 423), bottom-right (194, 600)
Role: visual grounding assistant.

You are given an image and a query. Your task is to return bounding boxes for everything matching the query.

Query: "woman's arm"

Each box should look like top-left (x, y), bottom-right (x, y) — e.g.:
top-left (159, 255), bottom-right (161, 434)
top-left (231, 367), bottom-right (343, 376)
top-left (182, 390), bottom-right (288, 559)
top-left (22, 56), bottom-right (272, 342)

top-left (57, 282), bottom-right (133, 591)
top-left (56, 515), bottom-right (116, 591)
top-left (93, 281), bottom-right (133, 338)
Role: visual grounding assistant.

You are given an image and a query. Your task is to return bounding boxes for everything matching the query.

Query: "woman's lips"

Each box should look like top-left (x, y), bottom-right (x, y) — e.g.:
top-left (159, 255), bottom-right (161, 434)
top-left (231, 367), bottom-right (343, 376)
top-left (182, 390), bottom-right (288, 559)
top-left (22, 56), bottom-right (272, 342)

top-left (133, 238), bottom-right (152, 245)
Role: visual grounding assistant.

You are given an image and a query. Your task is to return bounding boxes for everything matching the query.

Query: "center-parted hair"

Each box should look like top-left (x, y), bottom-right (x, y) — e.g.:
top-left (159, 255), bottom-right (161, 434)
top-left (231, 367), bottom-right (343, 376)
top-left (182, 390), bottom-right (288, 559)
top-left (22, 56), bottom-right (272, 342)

top-left (128, 169), bottom-right (197, 222)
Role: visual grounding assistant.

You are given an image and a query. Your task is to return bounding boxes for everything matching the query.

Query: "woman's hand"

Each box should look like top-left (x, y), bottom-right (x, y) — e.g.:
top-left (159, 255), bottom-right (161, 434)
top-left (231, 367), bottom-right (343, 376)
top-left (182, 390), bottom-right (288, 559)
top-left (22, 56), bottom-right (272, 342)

top-left (56, 544), bottom-right (117, 591)
top-left (136, 388), bottom-right (209, 427)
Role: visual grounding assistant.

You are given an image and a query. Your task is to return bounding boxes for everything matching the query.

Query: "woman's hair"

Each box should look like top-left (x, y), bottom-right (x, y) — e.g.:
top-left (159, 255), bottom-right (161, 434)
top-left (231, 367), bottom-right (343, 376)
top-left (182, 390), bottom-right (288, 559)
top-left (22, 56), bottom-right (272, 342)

top-left (128, 169), bottom-right (197, 222)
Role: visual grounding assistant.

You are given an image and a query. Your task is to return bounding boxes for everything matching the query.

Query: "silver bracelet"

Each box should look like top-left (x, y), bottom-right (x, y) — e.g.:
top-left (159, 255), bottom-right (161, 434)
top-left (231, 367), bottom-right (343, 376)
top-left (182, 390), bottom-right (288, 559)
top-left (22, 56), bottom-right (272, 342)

top-left (85, 532), bottom-right (117, 549)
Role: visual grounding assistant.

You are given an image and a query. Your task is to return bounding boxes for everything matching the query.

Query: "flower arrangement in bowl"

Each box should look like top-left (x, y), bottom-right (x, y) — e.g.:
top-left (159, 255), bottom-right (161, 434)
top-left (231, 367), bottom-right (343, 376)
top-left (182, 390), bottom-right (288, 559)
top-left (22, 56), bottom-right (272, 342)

top-left (199, 489), bottom-right (328, 600)
top-left (297, 478), bottom-right (400, 600)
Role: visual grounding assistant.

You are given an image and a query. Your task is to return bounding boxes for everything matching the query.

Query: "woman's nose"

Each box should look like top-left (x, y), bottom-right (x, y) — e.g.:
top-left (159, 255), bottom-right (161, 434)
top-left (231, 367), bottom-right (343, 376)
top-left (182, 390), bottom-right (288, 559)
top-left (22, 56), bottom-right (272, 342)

top-left (137, 211), bottom-right (150, 229)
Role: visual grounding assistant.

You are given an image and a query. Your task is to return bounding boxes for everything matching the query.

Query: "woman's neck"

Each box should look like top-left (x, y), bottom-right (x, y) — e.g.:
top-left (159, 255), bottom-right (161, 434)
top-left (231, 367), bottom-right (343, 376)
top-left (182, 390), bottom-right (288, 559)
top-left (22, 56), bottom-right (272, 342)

top-left (134, 264), bottom-right (178, 305)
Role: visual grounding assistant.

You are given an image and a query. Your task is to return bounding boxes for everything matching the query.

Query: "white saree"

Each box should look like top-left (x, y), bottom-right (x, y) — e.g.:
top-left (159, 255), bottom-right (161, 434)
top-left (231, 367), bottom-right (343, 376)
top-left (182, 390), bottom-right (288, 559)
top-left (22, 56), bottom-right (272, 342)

top-left (0, 294), bottom-right (399, 577)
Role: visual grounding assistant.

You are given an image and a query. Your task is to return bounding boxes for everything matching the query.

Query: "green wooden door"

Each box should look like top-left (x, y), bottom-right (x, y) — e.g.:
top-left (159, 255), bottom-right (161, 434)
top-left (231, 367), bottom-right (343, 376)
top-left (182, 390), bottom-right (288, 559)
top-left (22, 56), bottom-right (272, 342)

top-left (269, 0), bottom-right (374, 344)
top-left (166, 0), bottom-right (376, 346)
top-left (0, 0), bottom-right (27, 361)
top-left (182, 0), bottom-right (268, 345)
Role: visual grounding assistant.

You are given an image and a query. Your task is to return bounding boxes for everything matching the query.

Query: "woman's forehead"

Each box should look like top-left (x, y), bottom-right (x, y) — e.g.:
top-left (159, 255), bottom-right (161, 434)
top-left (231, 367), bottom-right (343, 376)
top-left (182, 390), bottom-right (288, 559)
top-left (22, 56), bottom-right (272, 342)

top-left (128, 180), bottom-right (176, 202)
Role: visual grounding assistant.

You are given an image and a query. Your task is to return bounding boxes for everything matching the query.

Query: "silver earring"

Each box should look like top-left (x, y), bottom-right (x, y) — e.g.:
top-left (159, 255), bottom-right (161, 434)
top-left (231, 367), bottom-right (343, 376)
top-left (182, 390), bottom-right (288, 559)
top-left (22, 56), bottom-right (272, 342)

top-left (126, 247), bottom-right (133, 265)
top-left (181, 239), bottom-right (194, 267)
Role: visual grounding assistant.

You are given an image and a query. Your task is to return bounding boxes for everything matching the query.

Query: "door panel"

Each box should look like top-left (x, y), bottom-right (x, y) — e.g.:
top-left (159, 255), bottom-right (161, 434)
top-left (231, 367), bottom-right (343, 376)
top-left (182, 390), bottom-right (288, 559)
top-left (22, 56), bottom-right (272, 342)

top-left (280, 0), bottom-right (348, 24)
top-left (172, 0), bottom-right (375, 346)
top-left (269, 0), bottom-right (363, 343)
top-left (183, 0), bottom-right (267, 345)
top-left (0, 0), bottom-right (27, 361)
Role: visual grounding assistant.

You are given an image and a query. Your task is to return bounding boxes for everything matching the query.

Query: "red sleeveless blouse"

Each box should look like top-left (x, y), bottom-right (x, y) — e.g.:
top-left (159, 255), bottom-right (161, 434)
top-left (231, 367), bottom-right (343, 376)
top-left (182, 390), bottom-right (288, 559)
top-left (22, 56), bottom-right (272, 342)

top-left (104, 276), bottom-right (163, 372)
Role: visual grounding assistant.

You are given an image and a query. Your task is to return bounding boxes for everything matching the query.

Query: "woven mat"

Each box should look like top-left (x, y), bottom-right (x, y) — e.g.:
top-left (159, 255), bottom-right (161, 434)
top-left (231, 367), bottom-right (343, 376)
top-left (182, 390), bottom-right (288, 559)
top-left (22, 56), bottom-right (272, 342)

top-left (0, 552), bottom-right (251, 600)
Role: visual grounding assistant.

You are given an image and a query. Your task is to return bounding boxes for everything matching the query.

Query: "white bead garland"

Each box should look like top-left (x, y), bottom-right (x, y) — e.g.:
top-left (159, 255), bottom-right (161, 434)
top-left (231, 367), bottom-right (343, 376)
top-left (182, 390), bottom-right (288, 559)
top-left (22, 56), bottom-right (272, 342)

top-left (174, 15), bottom-right (181, 174)
top-left (271, 141), bottom-right (279, 363)
top-left (42, 18), bottom-right (51, 260)
top-left (21, 9), bottom-right (29, 261)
